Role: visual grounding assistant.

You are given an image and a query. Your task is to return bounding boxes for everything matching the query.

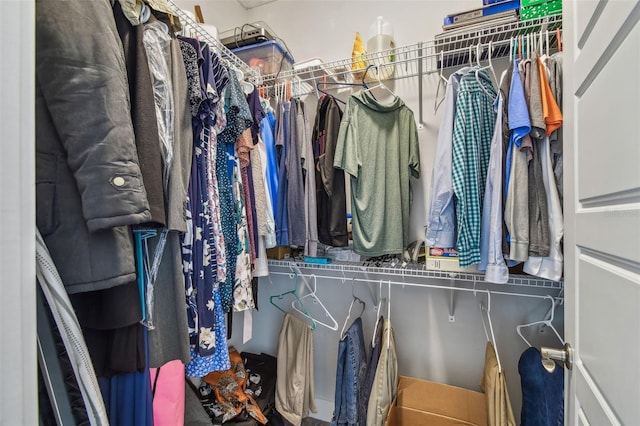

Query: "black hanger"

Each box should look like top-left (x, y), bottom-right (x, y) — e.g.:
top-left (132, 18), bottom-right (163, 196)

top-left (315, 78), bottom-right (370, 105)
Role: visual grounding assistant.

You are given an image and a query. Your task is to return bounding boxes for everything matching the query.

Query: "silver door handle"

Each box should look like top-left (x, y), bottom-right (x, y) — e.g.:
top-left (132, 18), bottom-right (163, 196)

top-left (540, 343), bottom-right (573, 373)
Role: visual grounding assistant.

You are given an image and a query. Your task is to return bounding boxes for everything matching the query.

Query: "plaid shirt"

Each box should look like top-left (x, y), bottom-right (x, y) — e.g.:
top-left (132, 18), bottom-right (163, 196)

top-left (452, 69), bottom-right (497, 267)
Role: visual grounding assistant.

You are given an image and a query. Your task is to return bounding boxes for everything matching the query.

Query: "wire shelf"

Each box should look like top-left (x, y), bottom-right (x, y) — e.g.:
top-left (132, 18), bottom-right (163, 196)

top-left (267, 259), bottom-right (564, 290)
top-left (166, 0), bottom-right (258, 79)
top-left (262, 14), bottom-right (562, 96)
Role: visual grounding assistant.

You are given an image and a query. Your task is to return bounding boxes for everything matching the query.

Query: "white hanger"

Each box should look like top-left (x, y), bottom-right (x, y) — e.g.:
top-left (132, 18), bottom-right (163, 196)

top-left (474, 42), bottom-right (496, 100)
top-left (510, 37), bottom-right (514, 64)
top-left (340, 279), bottom-right (366, 338)
top-left (479, 292), bottom-right (502, 373)
top-left (434, 50), bottom-right (448, 113)
top-left (372, 280), bottom-right (384, 348)
top-left (362, 65), bottom-right (396, 99)
top-left (516, 295), bottom-right (564, 347)
top-left (386, 279), bottom-right (391, 348)
top-left (291, 272), bottom-right (339, 331)
top-left (234, 68), bottom-right (255, 95)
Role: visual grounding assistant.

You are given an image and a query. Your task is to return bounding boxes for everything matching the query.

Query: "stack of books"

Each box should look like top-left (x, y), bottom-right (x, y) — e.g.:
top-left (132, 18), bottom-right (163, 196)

top-left (441, 0), bottom-right (520, 31)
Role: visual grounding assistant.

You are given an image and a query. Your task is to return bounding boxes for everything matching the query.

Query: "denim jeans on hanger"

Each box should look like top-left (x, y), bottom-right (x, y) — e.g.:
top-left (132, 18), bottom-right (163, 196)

top-left (332, 317), bottom-right (366, 426)
top-left (519, 346), bottom-right (564, 426)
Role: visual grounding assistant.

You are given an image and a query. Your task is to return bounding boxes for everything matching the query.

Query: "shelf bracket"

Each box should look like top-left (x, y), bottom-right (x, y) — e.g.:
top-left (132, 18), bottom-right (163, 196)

top-left (448, 278), bottom-right (456, 322)
top-left (417, 42), bottom-right (425, 129)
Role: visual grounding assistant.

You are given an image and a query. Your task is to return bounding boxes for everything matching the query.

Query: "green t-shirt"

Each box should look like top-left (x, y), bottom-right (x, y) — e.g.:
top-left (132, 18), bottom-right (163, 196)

top-left (334, 90), bottom-right (420, 256)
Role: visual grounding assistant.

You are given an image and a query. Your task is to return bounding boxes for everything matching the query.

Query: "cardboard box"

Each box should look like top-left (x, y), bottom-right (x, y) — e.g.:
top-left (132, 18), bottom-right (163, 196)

top-left (266, 246), bottom-right (292, 260)
top-left (385, 376), bottom-right (487, 426)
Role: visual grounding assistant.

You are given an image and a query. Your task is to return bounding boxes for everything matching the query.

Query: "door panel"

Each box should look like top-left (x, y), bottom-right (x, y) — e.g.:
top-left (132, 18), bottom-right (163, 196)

top-left (576, 23), bottom-right (640, 200)
top-left (576, 372), bottom-right (619, 425)
top-left (578, 256), bottom-right (640, 422)
top-left (565, 0), bottom-right (640, 424)
top-left (575, 0), bottom-right (604, 48)
top-left (576, 211), bottom-right (640, 263)
top-left (574, 1), bottom-right (639, 92)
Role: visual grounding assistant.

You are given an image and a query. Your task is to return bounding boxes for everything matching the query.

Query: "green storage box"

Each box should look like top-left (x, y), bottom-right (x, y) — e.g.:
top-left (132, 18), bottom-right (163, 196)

top-left (520, 0), bottom-right (562, 21)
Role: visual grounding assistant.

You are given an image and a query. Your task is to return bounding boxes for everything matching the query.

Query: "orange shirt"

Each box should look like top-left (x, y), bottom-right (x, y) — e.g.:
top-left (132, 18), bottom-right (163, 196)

top-left (537, 56), bottom-right (563, 136)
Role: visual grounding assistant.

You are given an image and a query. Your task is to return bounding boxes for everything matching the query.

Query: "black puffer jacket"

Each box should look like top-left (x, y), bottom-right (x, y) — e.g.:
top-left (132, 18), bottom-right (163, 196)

top-left (36, 0), bottom-right (152, 294)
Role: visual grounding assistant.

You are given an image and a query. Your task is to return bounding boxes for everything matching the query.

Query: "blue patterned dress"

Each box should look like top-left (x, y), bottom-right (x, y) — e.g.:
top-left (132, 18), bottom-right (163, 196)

top-left (182, 41), bottom-right (231, 376)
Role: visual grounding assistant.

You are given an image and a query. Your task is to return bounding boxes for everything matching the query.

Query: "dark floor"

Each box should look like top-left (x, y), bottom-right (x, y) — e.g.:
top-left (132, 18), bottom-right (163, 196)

top-left (301, 418), bottom-right (330, 426)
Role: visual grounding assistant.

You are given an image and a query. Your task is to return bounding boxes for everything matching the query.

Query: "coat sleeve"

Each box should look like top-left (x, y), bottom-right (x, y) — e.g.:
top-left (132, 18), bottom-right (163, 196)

top-left (36, 0), bottom-right (151, 232)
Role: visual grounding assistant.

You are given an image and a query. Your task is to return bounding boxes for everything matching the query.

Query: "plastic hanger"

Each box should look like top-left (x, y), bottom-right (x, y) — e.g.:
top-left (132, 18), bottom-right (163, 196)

top-left (291, 271), bottom-right (339, 331)
top-left (372, 280), bottom-right (384, 348)
top-left (476, 41), bottom-right (498, 90)
top-left (234, 68), bottom-right (255, 95)
top-left (479, 292), bottom-right (502, 373)
top-left (314, 80), bottom-right (368, 105)
top-left (556, 28), bottom-right (562, 52)
top-left (339, 279), bottom-right (366, 338)
top-left (269, 275), bottom-right (317, 330)
top-left (434, 50), bottom-right (448, 113)
top-left (474, 43), bottom-right (496, 101)
top-left (386, 279), bottom-right (391, 348)
top-left (516, 295), bottom-right (564, 348)
top-left (361, 65), bottom-right (396, 99)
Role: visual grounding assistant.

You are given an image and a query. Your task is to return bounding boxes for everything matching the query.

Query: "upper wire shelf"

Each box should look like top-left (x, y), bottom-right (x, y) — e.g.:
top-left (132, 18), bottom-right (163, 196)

top-left (267, 259), bottom-right (563, 290)
top-left (166, 0), bottom-right (258, 80)
top-left (262, 14), bottom-right (562, 96)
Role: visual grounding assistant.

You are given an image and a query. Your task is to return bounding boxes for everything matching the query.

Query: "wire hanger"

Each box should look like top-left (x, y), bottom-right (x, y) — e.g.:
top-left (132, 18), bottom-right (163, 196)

top-left (479, 292), bottom-right (502, 373)
top-left (340, 279), bottom-right (366, 338)
top-left (291, 271), bottom-right (339, 331)
top-left (269, 275), bottom-right (317, 330)
top-left (516, 295), bottom-right (564, 348)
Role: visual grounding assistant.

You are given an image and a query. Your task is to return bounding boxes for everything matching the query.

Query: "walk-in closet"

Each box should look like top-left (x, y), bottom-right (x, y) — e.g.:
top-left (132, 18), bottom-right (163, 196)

top-left (1, 0), bottom-right (638, 425)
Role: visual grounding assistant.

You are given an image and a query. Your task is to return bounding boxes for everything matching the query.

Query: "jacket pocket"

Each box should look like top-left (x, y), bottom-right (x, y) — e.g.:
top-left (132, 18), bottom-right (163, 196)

top-left (36, 152), bottom-right (58, 236)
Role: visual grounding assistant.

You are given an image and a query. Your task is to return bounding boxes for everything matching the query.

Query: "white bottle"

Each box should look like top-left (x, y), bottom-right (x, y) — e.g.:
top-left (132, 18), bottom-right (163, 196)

top-left (367, 16), bottom-right (395, 80)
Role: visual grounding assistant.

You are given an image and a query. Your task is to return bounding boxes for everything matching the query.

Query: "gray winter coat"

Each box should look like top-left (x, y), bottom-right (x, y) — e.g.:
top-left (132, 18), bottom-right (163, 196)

top-left (36, 0), bottom-right (152, 294)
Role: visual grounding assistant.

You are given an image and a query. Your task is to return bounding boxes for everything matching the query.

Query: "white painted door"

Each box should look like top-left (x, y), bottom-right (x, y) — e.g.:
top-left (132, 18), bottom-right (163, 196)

top-left (563, 0), bottom-right (640, 424)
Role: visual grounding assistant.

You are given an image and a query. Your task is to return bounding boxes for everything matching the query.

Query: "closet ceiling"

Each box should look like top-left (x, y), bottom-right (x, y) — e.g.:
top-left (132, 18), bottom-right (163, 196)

top-left (235, 0), bottom-right (278, 9)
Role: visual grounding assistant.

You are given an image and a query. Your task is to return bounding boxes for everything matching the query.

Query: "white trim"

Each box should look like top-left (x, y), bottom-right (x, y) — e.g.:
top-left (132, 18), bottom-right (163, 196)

top-left (0, 0), bottom-right (36, 424)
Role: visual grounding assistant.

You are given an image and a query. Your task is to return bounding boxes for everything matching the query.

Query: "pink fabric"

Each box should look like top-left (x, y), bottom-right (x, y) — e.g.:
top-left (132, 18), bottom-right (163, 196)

top-left (150, 360), bottom-right (185, 426)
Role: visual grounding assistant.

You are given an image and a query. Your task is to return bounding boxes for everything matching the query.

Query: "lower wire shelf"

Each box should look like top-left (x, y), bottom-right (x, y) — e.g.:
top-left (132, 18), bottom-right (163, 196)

top-left (267, 259), bottom-right (563, 290)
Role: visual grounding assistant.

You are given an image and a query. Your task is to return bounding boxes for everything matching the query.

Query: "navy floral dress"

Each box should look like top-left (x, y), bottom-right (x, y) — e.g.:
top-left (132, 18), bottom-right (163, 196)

top-left (181, 41), bottom-right (231, 376)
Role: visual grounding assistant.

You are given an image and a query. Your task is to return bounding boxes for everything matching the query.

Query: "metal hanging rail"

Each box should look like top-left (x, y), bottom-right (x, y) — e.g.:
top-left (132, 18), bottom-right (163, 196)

top-left (166, 0), bottom-right (258, 81)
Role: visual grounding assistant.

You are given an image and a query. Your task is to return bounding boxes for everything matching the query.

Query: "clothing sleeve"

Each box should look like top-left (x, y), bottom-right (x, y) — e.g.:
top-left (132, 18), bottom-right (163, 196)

top-left (505, 146), bottom-right (530, 262)
top-left (480, 95), bottom-right (509, 283)
top-left (425, 82), bottom-right (457, 248)
top-left (408, 116), bottom-right (420, 179)
top-left (320, 101), bottom-right (342, 196)
top-left (36, 0), bottom-right (151, 232)
top-left (333, 102), bottom-right (359, 178)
